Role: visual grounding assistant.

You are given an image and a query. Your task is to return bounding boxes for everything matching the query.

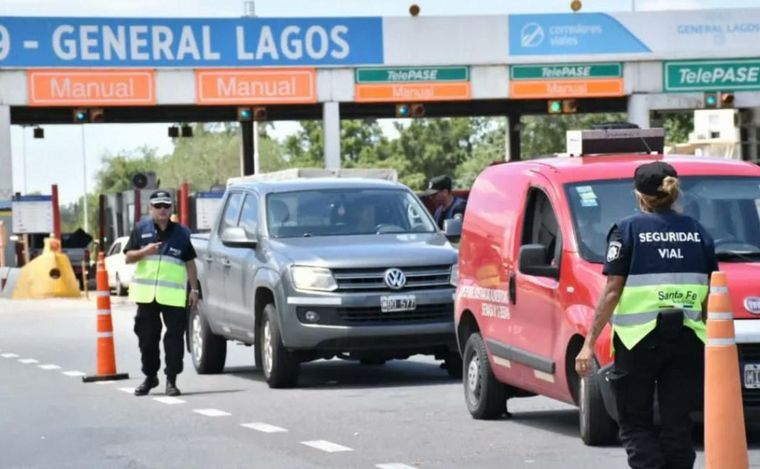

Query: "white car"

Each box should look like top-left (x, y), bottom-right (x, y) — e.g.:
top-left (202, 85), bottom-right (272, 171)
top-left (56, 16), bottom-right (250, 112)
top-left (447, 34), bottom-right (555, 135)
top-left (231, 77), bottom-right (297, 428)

top-left (104, 236), bottom-right (135, 296)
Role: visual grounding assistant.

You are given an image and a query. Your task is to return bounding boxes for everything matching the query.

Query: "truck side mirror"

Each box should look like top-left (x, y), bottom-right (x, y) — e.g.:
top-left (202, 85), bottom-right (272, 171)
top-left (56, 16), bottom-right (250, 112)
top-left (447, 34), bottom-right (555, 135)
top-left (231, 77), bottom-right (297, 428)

top-left (443, 218), bottom-right (462, 243)
top-left (518, 243), bottom-right (559, 279)
top-left (221, 227), bottom-right (257, 249)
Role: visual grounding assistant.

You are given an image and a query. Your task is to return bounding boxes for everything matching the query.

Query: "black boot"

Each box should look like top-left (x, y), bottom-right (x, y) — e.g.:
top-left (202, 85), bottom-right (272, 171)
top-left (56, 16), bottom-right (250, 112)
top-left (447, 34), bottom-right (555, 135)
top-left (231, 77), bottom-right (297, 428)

top-left (134, 376), bottom-right (159, 396)
top-left (166, 376), bottom-right (181, 396)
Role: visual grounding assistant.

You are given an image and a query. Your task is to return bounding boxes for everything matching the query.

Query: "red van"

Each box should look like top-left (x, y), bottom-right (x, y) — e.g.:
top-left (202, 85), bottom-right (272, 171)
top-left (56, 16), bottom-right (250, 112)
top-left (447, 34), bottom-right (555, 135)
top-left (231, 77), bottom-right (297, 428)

top-left (455, 128), bottom-right (760, 445)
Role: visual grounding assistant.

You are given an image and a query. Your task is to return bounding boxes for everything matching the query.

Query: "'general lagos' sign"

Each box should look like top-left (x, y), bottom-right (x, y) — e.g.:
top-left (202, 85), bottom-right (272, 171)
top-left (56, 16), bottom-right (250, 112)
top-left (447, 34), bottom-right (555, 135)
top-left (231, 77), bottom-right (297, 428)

top-left (664, 59), bottom-right (760, 91)
top-left (0, 17), bottom-right (383, 67)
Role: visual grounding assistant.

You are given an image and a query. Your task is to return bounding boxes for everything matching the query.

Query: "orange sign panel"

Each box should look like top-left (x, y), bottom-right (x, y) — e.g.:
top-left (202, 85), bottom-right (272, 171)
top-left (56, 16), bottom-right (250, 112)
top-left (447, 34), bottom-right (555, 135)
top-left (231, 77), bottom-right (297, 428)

top-left (355, 83), bottom-right (471, 102)
top-left (510, 78), bottom-right (625, 99)
top-left (196, 69), bottom-right (316, 105)
top-left (28, 70), bottom-right (155, 106)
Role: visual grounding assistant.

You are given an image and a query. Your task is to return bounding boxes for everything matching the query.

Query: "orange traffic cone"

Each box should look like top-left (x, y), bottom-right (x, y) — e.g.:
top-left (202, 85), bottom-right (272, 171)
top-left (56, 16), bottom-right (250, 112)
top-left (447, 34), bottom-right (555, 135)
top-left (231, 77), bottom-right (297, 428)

top-left (82, 252), bottom-right (129, 383)
top-left (704, 271), bottom-right (748, 469)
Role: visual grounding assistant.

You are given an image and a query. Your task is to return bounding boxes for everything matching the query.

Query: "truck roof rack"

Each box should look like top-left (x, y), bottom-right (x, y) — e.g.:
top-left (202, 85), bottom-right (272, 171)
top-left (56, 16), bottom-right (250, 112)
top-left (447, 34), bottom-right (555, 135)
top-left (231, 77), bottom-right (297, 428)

top-left (227, 168), bottom-right (399, 185)
top-left (565, 127), bottom-right (665, 157)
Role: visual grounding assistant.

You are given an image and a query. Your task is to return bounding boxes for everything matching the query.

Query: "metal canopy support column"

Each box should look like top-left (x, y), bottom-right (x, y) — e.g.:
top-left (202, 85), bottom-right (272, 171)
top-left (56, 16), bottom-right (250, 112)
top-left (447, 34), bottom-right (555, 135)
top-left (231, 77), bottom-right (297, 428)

top-left (323, 102), bottom-right (341, 170)
top-left (240, 120), bottom-right (255, 176)
top-left (507, 113), bottom-right (521, 162)
top-left (0, 106), bottom-right (14, 267)
top-left (628, 94), bottom-right (651, 129)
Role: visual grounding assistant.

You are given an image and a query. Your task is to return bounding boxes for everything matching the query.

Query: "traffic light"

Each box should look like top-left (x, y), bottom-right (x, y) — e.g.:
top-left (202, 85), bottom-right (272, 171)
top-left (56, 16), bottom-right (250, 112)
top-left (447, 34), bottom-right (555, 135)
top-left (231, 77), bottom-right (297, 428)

top-left (547, 99), bottom-right (578, 114)
top-left (72, 107), bottom-right (105, 123)
top-left (168, 125), bottom-right (179, 138)
top-left (73, 108), bottom-right (88, 123)
top-left (238, 107), bottom-right (252, 121)
top-left (395, 103), bottom-right (425, 118)
top-left (89, 108), bottom-right (105, 123)
top-left (704, 92), bottom-right (735, 109)
top-left (181, 124), bottom-right (193, 137)
top-left (253, 106), bottom-right (267, 121)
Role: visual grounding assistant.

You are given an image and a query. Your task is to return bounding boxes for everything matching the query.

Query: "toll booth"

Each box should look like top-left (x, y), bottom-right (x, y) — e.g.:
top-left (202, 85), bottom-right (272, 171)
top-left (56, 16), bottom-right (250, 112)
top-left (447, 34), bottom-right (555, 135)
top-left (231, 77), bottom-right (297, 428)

top-left (104, 189), bottom-right (177, 241)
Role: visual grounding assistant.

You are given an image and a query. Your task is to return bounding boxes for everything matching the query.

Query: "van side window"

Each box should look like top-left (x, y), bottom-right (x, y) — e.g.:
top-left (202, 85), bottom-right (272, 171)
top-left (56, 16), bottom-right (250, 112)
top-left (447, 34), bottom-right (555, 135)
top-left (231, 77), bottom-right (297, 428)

top-left (219, 192), bottom-right (244, 234)
top-left (521, 188), bottom-right (561, 265)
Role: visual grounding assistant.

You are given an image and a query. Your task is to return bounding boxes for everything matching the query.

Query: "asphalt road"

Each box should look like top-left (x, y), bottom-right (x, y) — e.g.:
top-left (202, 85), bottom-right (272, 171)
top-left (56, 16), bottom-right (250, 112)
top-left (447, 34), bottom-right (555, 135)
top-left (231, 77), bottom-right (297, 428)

top-left (1, 297), bottom-right (759, 469)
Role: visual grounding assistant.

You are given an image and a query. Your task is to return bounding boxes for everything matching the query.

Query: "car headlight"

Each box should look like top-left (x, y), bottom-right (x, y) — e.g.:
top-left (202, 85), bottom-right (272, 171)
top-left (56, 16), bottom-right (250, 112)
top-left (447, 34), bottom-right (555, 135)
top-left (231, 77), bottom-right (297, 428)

top-left (290, 266), bottom-right (338, 292)
top-left (449, 263), bottom-right (459, 287)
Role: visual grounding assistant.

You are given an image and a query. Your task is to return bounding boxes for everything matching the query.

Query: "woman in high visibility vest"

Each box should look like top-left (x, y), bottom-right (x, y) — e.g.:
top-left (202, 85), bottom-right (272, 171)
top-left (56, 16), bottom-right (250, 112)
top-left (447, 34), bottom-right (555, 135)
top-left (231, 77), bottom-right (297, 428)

top-left (576, 161), bottom-right (718, 469)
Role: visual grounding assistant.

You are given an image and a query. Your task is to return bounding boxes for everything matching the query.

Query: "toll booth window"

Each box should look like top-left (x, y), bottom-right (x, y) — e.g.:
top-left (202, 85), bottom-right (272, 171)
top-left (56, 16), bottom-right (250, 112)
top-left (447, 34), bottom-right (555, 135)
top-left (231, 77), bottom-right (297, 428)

top-left (238, 194), bottom-right (260, 238)
top-left (566, 176), bottom-right (760, 263)
top-left (266, 189), bottom-right (436, 238)
top-left (521, 188), bottom-right (561, 266)
top-left (219, 192), bottom-right (244, 234)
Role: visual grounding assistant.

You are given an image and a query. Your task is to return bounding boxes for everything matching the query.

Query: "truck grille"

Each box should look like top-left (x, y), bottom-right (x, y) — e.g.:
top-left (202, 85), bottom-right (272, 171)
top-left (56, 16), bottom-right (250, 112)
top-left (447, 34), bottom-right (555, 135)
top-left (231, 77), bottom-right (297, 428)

top-left (296, 303), bottom-right (454, 326)
top-left (740, 343), bottom-right (760, 408)
top-left (332, 265), bottom-right (452, 293)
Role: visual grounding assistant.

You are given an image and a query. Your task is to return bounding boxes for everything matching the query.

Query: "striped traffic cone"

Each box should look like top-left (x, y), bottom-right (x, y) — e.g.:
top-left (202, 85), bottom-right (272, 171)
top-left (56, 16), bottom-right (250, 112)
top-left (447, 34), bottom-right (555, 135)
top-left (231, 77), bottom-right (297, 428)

top-left (704, 271), bottom-right (748, 469)
top-left (82, 252), bottom-right (129, 383)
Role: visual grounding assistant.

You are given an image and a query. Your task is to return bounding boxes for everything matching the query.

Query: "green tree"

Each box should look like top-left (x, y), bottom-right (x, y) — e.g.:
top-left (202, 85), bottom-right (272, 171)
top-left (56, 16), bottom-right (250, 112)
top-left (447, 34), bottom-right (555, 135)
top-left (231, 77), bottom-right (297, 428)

top-left (283, 119), bottom-right (389, 168)
top-left (520, 113), bottom-right (627, 158)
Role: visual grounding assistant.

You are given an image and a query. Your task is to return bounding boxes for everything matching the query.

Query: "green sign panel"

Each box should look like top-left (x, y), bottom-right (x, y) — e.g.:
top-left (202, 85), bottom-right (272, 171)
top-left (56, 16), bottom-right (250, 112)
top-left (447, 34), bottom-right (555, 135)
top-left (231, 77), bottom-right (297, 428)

top-left (664, 59), bottom-right (760, 91)
top-left (355, 67), bottom-right (469, 84)
top-left (510, 63), bottom-right (622, 80)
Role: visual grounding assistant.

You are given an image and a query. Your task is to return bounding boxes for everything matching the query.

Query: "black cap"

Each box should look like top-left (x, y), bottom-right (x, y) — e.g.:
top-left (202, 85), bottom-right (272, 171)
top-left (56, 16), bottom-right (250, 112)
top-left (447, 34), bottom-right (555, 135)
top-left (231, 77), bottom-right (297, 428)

top-left (634, 161), bottom-right (677, 196)
top-left (149, 190), bottom-right (173, 206)
top-left (420, 175), bottom-right (452, 196)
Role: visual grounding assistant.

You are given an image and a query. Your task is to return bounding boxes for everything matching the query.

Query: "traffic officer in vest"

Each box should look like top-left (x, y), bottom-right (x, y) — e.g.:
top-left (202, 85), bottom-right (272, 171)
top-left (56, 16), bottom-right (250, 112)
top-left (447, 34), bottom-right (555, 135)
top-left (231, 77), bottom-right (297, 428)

top-left (575, 161), bottom-right (718, 469)
top-left (124, 190), bottom-right (199, 397)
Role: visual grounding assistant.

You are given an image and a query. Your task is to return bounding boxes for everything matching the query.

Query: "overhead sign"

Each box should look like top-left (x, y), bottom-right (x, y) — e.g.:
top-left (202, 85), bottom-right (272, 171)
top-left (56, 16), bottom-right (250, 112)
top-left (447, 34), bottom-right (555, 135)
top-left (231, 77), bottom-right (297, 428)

top-left (11, 195), bottom-right (53, 234)
top-left (195, 68), bottom-right (316, 104)
top-left (509, 14), bottom-right (650, 56)
top-left (664, 59), bottom-right (760, 92)
top-left (354, 67), bottom-right (471, 102)
top-left (0, 17), bottom-right (383, 67)
top-left (27, 69), bottom-right (155, 106)
top-left (510, 63), bottom-right (623, 98)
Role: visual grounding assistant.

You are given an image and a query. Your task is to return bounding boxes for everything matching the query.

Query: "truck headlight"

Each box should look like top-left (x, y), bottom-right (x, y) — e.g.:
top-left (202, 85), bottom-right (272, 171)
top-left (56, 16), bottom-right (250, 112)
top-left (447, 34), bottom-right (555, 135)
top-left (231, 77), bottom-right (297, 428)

top-left (290, 266), bottom-right (338, 292)
top-left (450, 263), bottom-right (459, 287)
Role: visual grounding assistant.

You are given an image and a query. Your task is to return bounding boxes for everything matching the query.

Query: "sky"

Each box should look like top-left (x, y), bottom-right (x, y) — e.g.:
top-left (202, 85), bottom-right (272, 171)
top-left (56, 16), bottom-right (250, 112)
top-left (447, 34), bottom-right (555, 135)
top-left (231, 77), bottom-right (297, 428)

top-left (3, 0), bottom-right (760, 205)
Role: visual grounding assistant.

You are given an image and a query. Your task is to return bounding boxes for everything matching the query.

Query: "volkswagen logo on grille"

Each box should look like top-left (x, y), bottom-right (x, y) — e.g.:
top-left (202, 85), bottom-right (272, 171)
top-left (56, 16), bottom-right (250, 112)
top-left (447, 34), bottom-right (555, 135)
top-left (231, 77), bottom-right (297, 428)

top-left (384, 268), bottom-right (406, 290)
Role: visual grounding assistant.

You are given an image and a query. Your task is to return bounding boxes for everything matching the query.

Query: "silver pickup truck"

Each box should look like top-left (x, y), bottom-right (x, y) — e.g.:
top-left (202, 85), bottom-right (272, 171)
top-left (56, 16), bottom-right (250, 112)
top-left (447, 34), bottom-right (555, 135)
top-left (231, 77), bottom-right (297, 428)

top-left (189, 177), bottom-right (461, 388)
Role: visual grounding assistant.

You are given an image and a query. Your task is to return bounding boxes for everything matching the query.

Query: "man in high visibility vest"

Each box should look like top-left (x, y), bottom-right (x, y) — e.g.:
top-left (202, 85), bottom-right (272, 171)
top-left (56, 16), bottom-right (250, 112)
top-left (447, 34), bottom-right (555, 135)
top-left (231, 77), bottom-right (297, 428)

top-left (124, 190), bottom-right (199, 396)
top-left (575, 162), bottom-right (718, 468)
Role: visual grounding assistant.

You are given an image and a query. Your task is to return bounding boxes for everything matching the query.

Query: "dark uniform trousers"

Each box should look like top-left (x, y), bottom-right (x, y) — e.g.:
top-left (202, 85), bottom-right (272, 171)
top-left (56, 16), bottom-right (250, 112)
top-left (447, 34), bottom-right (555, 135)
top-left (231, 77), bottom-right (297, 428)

top-left (134, 300), bottom-right (187, 378)
top-left (612, 314), bottom-right (704, 469)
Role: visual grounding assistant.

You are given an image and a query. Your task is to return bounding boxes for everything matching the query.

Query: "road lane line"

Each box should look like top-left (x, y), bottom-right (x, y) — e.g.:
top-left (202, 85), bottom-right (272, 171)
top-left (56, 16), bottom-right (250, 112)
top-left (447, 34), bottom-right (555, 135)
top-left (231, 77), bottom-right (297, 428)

top-left (1, 353), bottom-right (19, 358)
top-left (95, 380), bottom-right (116, 385)
top-left (377, 465), bottom-right (418, 469)
top-left (300, 440), bottom-right (353, 453)
top-left (62, 370), bottom-right (86, 377)
top-left (240, 422), bottom-right (288, 433)
top-left (153, 396), bottom-right (186, 405)
top-left (118, 387), bottom-right (136, 394)
top-left (193, 408), bottom-right (231, 417)
top-left (18, 358), bottom-right (39, 364)
top-left (38, 364), bottom-right (61, 370)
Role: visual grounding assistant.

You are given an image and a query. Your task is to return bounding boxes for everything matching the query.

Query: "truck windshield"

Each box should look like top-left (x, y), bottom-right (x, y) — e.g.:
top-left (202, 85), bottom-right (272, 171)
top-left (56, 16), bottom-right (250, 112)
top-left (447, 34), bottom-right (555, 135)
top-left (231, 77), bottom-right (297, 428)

top-left (566, 176), bottom-right (760, 263)
top-left (266, 188), bottom-right (437, 238)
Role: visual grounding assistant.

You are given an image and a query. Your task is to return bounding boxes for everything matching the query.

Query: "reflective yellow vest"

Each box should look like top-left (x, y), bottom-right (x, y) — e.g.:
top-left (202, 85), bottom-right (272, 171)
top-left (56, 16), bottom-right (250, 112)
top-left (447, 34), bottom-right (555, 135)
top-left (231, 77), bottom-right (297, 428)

top-left (129, 221), bottom-right (188, 307)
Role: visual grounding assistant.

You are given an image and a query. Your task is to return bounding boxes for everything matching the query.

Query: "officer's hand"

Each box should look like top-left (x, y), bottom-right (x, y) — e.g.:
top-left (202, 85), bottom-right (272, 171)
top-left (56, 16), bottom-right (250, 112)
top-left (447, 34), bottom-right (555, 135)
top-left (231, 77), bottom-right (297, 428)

top-left (142, 242), bottom-right (162, 256)
top-left (575, 345), bottom-right (595, 377)
top-left (188, 290), bottom-right (199, 310)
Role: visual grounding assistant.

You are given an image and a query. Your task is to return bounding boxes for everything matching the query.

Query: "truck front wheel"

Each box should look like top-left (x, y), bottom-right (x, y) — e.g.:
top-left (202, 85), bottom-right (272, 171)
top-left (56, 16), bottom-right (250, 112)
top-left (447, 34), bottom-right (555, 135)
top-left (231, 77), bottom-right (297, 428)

top-left (189, 307), bottom-right (227, 374)
top-left (260, 304), bottom-right (300, 388)
top-left (463, 333), bottom-right (507, 419)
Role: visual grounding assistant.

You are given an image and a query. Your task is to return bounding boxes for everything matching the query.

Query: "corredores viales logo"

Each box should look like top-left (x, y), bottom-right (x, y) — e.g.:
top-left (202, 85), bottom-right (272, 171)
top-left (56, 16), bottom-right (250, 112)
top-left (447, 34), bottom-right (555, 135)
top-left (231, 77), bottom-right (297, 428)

top-left (744, 297), bottom-right (760, 315)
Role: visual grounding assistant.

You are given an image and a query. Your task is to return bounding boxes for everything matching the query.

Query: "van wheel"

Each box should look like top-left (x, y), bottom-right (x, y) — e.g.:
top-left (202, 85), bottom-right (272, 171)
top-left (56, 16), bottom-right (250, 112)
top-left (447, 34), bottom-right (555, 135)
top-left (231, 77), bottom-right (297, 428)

top-left (189, 307), bottom-right (227, 374)
top-left (260, 304), bottom-right (300, 388)
top-left (444, 351), bottom-right (463, 379)
top-left (115, 274), bottom-right (127, 297)
top-left (463, 333), bottom-right (507, 419)
top-left (579, 362), bottom-right (618, 446)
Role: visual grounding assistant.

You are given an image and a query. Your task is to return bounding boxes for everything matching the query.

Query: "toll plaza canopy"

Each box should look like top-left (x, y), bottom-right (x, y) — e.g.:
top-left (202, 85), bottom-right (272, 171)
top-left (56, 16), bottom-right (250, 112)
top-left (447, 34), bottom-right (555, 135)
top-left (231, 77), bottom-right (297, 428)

top-left (4, 9), bottom-right (760, 215)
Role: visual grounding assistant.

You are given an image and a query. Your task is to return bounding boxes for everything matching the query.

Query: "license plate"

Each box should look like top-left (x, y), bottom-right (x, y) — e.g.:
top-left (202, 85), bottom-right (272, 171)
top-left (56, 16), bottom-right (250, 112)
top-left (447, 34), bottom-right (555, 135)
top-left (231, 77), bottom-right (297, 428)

top-left (380, 294), bottom-right (416, 313)
top-left (744, 363), bottom-right (760, 389)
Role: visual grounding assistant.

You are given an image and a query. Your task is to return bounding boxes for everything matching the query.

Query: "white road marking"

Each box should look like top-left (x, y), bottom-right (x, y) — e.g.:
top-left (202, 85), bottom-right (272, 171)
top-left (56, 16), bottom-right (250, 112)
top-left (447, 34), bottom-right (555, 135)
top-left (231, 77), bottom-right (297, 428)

top-left (38, 364), bottom-right (61, 370)
top-left (62, 370), bottom-right (86, 377)
top-left (153, 396), bottom-right (186, 405)
top-left (240, 422), bottom-right (287, 433)
top-left (1, 353), bottom-right (19, 358)
top-left (377, 465), bottom-right (418, 469)
top-left (18, 358), bottom-right (39, 364)
top-left (118, 387), bottom-right (136, 394)
top-left (95, 380), bottom-right (116, 385)
top-left (193, 408), bottom-right (231, 417)
top-left (300, 440), bottom-right (353, 453)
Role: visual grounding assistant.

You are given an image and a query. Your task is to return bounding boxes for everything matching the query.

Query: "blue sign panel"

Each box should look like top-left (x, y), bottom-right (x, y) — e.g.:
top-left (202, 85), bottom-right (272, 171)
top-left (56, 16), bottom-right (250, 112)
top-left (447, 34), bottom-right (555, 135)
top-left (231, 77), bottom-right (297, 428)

top-left (509, 14), bottom-right (650, 56)
top-left (12, 195), bottom-right (52, 202)
top-left (0, 17), bottom-right (383, 67)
